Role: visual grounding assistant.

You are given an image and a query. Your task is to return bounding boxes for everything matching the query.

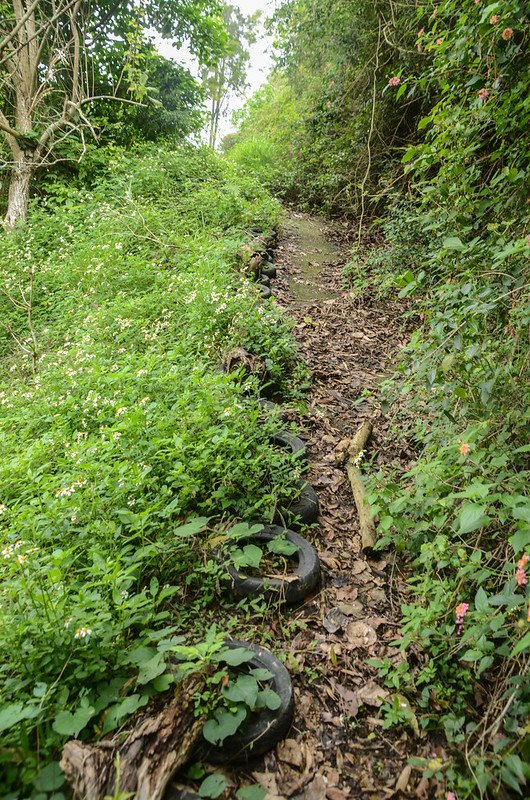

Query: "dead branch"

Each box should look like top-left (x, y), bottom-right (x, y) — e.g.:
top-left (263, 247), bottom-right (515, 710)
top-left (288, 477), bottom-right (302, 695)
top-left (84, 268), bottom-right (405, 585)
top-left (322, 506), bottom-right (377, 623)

top-left (60, 674), bottom-right (206, 800)
top-left (346, 420), bottom-right (377, 552)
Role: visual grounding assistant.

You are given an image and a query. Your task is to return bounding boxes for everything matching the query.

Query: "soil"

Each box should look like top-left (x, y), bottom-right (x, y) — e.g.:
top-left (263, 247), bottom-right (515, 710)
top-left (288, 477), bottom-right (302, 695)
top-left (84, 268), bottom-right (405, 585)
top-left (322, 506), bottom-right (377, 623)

top-left (169, 212), bottom-right (440, 800)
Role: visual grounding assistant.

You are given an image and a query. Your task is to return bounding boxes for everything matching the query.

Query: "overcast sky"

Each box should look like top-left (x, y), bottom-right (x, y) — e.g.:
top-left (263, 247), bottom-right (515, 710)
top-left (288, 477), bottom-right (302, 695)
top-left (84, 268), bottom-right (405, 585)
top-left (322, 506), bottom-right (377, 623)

top-left (154, 0), bottom-right (277, 142)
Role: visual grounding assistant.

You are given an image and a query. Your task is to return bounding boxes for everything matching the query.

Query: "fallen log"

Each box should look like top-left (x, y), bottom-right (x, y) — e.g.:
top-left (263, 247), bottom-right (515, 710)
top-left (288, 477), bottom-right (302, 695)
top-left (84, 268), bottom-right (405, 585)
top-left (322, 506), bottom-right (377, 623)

top-left (61, 674), bottom-right (206, 800)
top-left (346, 420), bottom-right (377, 553)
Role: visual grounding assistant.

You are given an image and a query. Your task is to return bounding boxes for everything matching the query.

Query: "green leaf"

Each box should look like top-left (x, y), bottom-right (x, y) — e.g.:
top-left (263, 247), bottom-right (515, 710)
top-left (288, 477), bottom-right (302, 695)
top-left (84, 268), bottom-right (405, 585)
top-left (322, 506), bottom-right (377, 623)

top-left (457, 503), bottom-right (490, 535)
top-left (512, 505), bottom-right (530, 523)
top-left (199, 773), bottom-right (228, 798)
top-left (443, 236), bottom-right (466, 252)
top-left (0, 702), bottom-right (38, 734)
top-left (213, 647), bottom-right (255, 667)
top-left (267, 537), bottom-right (298, 556)
top-left (474, 587), bottom-right (489, 613)
top-left (33, 763), bottom-right (65, 792)
top-left (249, 668), bottom-right (274, 681)
top-left (137, 653), bottom-right (166, 685)
top-left (174, 517), bottom-right (209, 537)
top-left (510, 529), bottom-right (530, 554)
top-left (102, 693), bottom-right (149, 733)
top-left (231, 544), bottom-right (263, 570)
top-left (203, 706), bottom-right (247, 745)
top-left (223, 674), bottom-right (259, 708)
top-left (460, 649), bottom-right (483, 662)
top-left (52, 704), bottom-right (96, 737)
top-left (511, 631), bottom-right (530, 658)
top-left (401, 147), bottom-right (416, 164)
top-left (417, 116), bottom-right (431, 130)
top-left (236, 786), bottom-right (267, 800)
top-left (256, 687), bottom-right (281, 710)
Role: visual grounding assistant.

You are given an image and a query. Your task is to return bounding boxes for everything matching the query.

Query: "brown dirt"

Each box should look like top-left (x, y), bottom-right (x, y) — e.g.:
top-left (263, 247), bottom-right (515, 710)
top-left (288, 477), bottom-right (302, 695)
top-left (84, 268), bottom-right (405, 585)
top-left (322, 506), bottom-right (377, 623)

top-left (169, 212), bottom-right (441, 800)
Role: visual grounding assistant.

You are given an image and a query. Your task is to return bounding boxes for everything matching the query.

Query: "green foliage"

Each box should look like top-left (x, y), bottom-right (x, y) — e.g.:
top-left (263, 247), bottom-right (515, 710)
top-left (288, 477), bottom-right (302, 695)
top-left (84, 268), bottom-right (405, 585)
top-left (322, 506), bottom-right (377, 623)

top-left (0, 143), bottom-right (299, 796)
top-left (349, 1), bottom-right (530, 796)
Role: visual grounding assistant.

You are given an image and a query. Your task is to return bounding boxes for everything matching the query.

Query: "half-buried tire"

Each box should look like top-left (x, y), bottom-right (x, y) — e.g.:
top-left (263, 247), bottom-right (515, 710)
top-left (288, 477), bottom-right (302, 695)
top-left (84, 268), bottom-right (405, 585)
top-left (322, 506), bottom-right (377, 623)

top-left (271, 430), bottom-right (307, 462)
top-left (223, 526), bottom-right (320, 604)
top-left (199, 639), bottom-right (294, 764)
top-left (273, 480), bottom-right (319, 528)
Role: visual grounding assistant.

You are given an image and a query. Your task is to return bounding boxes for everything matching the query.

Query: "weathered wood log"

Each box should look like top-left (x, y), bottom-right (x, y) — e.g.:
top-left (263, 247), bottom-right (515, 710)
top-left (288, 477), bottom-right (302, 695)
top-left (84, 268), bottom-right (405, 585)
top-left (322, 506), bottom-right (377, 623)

top-left (60, 674), bottom-right (206, 800)
top-left (346, 420), bottom-right (377, 553)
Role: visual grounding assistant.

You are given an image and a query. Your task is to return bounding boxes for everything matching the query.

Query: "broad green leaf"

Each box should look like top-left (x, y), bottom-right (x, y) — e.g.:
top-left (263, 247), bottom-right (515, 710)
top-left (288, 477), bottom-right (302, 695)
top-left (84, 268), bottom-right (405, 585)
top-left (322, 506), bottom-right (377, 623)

top-left (52, 704), bottom-right (96, 737)
top-left (236, 786), bottom-right (267, 800)
top-left (102, 693), bottom-right (149, 733)
top-left (256, 687), bottom-right (281, 711)
top-left (460, 649), bottom-right (483, 662)
top-left (33, 763), bottom-right (65, 792)
top-left (457, 503), bottom-right (490, 535)
top-left (249, 668), bottom-right (274, 681)
top-left (231, 544), bottom-right (263, 570)
top-left (223, 674), bottom-right (259, 708)
top-left (443, 236), bottom-right (465, 252)
top-left (267, 537), bottom-right (298, 556)
top-left (137, 653), bottom-right (166, 685)
top-left (202, 706), bottom-right (247, 745)
top-left (0, 703), bottom-right (38, 734)
top-left (511, 631), bottom-right (530, 658)
top-left (199, 773), bottom-right (228, 799)
top-left (474, 587), bottom-right (489, 613)
top-left (174, 517), bottom-right (209, 537)
top-left (510, 529), bottom-right (530, 554)
top-left (512, 505), bottom-right (530, 523)
top-left (213, 647), bottom-right (255, 667)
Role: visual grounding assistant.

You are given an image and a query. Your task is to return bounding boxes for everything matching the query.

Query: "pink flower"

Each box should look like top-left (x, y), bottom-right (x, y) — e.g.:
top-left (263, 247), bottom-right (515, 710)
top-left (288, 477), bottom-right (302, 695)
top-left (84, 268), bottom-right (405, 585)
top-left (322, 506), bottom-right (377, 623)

top-left (455, 603), bottom-right (469, 633)
top-left (516, 554), bottom-right (529, 586)
top-left (404, 485), bottom-right (412, 491)
top-left (501, 28), bottom-right (513, 40)
top-left (437, 37), bottom-right (444, 45)
top-left (474, 0), bottom-right (480, 4)
top-left (388, 76), bottom-right (401, 87)
top-left (490, 15), bottom-right (499, 24)
top-left (459, 443), bottom-right (471, 455)
top-left (447, 793), bottom-right (457, 800)
top-left (417, 28), bottom-right (425, 37)
top-left (478, 88), bottom-right (489, 100)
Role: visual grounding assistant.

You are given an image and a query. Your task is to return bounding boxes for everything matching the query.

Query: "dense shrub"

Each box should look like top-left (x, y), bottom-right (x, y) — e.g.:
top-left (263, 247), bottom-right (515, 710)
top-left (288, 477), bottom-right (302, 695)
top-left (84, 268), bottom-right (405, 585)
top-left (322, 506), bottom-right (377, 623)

top-left (0, 144), bottom-right (300, 796)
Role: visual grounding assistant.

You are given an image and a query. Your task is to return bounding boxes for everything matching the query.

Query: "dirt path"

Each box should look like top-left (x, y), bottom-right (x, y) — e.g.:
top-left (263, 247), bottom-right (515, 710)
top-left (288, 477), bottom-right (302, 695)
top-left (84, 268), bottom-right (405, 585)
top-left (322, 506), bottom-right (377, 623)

top-left (255, 212), bottom-right (417, 799)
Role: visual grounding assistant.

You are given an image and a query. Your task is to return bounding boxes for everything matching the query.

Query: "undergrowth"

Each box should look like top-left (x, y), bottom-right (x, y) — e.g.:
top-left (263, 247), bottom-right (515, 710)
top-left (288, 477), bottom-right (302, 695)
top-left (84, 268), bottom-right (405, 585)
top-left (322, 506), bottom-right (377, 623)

top-left (0, 144), bottom-right (301, 797)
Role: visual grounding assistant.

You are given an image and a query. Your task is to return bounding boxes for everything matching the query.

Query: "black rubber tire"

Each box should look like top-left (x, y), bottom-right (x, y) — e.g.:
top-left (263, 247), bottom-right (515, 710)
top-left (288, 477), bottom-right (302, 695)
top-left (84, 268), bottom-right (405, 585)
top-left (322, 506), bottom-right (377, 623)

top-left (261, 264), bottom-right (277, 278)
top-left (260, 285), bottom-right (272, 299)
top-left (223, 526), bottom-right (320, 604)
top-left (273, 480), bottom-right (319, 528)
top-left (258, 274), bottom-right (271, 287)
top-left (199, 639), bottom-right (294, 764)
top-left (258, 398), bottom-right (288, 421)
top-left (164, 788), bottom-right (199, 800)
top-left (271, 430), bottom-right (307, 462)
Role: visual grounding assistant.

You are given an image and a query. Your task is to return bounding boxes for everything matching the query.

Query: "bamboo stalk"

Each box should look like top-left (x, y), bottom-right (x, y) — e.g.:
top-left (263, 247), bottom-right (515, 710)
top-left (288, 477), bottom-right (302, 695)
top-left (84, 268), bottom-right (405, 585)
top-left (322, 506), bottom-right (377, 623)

top-left (346, 420), bottom-right (376, 553)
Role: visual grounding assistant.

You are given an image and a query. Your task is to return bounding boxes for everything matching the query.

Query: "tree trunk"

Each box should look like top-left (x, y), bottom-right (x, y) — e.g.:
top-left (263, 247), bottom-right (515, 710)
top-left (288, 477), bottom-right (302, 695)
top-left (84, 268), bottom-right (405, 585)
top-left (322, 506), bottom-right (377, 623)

top-left (3, 153), bottom-right (34, 231)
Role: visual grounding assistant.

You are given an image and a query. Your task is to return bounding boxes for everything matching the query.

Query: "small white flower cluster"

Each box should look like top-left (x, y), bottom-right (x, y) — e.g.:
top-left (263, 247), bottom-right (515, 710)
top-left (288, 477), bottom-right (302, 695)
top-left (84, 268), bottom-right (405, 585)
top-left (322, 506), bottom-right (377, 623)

top-left (74, 626), bottom-right (92, 640)
top-left (55, 479), bottom-right (87, 498)
top-left (353, 449), bottom-right (365, 467)
top-left (2, 540), bottom-right (38, 564)
top-left (0, 503), bottom-right (7, 515)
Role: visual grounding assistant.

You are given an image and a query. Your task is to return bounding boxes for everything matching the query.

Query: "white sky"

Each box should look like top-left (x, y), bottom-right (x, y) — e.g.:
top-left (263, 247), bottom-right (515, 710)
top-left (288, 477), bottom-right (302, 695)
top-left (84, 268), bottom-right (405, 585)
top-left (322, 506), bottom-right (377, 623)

top-left (154, 1), bottom-right (277, 143)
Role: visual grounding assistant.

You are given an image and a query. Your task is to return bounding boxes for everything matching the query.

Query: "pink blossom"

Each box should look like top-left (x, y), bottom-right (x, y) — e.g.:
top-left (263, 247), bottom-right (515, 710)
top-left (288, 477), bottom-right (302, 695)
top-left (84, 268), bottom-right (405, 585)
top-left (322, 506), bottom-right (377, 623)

top-left (447, 793), bottom-right (457, 800)
top-left (437, 37), bottom-right (444, 45)
top-left (490, 15), bottom-right (499, 24)
top-left (501, 28), bottom-right (513, 40)
top-left (478, 88), bottom-right (490, 100)
top-left (388, 76), bottom-right (401, 87)
top-left (455, 603), bottom-right (469, 633)
top-left (459, 443), bottom-right (471, 455)
top-left (516, 554), bottom-right (529, 586)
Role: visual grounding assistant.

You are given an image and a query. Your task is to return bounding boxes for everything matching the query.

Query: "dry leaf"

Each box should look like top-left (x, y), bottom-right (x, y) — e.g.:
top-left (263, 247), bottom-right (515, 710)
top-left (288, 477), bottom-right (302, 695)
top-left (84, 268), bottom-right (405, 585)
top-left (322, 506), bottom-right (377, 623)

top-left (356, 680), bottom-right (388, 708)
top-left (345, 621), bottom-right (377, 648)
top-left (395, 765), bottom-right (412, 792)
top-left (277, 738), bottom-right (304, 768)
top-left (299, 774), bottom-right (327, 800)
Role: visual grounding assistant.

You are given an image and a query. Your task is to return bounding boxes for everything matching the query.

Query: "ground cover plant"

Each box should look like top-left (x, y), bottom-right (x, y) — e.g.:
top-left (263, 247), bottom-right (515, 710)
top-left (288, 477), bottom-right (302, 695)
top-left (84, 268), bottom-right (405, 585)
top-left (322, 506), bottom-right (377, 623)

top-left (0, 143), bottom-right (304, 797)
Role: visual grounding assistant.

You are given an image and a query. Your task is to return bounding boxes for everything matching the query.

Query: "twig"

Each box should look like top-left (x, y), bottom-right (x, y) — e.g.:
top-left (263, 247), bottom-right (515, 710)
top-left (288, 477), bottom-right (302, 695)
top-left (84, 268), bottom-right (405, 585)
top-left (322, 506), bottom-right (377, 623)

top-left (346, 420), bottom-right (377, 552)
